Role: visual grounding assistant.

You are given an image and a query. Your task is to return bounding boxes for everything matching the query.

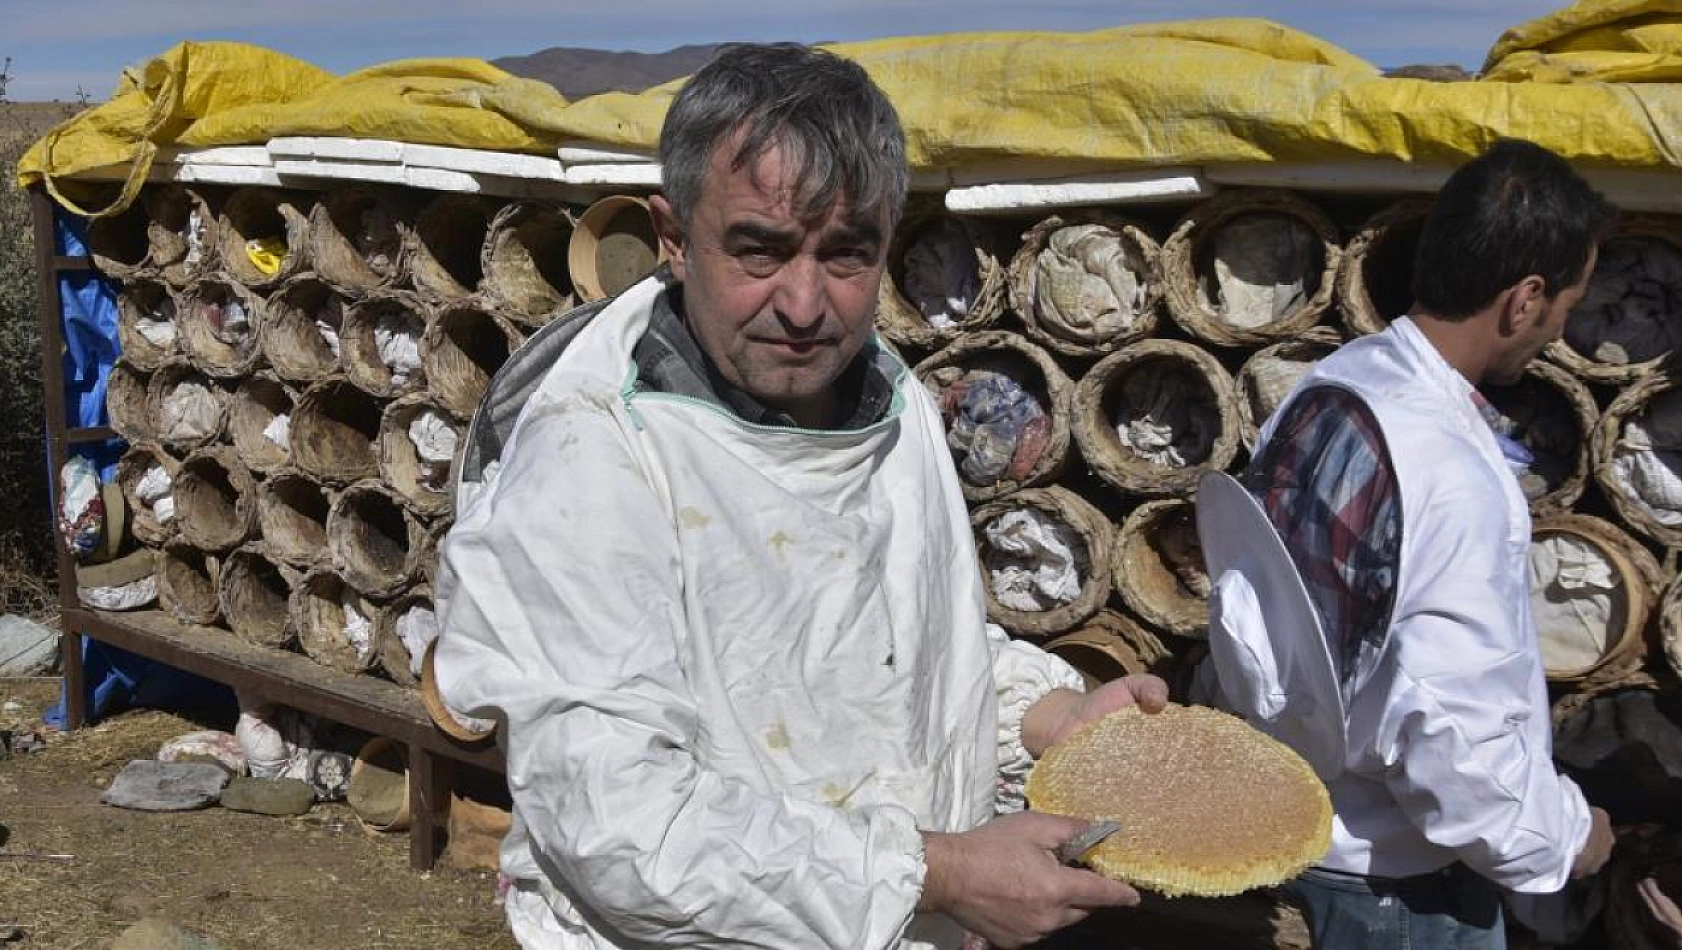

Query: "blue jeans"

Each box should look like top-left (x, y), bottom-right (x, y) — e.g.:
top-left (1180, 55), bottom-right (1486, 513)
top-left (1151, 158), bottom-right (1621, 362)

top-left (1278, 865), bottom-right (1506, 950)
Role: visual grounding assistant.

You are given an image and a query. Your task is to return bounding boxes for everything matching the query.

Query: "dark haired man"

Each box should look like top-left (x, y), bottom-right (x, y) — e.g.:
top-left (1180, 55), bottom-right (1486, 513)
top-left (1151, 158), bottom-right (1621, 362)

top-left (1226, 139), bottom-right (1618, 949)
top-left (434, 43), bottom-right (1164, 950)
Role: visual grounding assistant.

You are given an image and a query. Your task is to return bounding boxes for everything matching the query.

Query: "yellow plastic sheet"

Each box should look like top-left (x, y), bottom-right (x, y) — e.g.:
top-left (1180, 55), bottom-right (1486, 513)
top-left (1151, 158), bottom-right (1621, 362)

top-left (1484, 0), bottom-right (1682, 81)
top-left (20, 2), bottom-right (1682, 219)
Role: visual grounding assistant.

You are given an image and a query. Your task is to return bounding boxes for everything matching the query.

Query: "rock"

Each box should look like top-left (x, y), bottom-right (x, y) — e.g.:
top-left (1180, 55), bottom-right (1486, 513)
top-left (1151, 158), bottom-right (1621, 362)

top-left (100, 761), bottom-right (228, 812)
top-left (110, 918), bottom-right (226, 950)
top-left (218, 776), bottom-right (314, 816)
top-left (0, 615), bottom-right (56, 677)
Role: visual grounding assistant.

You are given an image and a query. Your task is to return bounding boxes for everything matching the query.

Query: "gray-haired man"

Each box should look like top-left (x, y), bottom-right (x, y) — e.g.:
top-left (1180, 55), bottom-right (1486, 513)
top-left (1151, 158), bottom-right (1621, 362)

top-left (435, 42), bottom-right (1165, 950)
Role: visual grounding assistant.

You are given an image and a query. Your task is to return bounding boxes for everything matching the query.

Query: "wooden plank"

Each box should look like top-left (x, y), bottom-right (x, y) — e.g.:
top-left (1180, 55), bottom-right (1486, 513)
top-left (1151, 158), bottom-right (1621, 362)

top-left (30, 189), bottom-right (79, 621)
top-left (63, 608), bottom-right (504, 771)
top-left (65, 426), bottom-right (119, 444)
top-left (32, 188), bottom-right (88, 727)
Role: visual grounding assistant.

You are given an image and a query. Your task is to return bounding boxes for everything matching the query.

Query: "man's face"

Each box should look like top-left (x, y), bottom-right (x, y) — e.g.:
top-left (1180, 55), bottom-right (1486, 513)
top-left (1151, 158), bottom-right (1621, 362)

top-left (1489, 245), bottom-right (1598, 385)
top-left (652, 138), bottom-right (891, 428)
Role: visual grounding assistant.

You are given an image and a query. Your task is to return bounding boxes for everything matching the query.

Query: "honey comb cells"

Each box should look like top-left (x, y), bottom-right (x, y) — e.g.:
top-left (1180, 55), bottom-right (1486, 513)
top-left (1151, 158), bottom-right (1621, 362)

top-left (1026, 703), bottom-right (1332, 897)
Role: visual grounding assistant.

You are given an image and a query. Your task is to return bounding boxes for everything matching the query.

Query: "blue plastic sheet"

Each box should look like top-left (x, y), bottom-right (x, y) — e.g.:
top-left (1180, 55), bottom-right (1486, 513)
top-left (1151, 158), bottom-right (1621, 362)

top-left (44, 205), bottom-right (234, 727)
top-left (54, 215), bottom-right (119, 451)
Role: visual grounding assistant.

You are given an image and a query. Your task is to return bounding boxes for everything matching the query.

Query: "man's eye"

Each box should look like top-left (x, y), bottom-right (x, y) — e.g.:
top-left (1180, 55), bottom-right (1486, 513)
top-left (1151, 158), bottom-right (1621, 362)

top-left (737, 247), bottom-right (781, 265)
top-left (737, 249), bottom-right (781, 273)
top-left (827, 249), bottom-right (874, 273)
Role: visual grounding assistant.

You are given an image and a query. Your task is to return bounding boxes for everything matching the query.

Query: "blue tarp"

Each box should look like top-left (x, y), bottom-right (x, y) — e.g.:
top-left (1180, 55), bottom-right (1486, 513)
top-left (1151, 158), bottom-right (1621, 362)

top-left (43, 209), bottom-right (234, 727)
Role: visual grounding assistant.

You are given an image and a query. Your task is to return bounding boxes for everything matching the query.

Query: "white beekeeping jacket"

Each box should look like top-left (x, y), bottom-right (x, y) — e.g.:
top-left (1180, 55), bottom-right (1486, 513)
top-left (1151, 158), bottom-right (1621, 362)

top-left (1241, 317), bottom-right (1590, 893)
top-left (434, 276), bottom-right (1083, 949)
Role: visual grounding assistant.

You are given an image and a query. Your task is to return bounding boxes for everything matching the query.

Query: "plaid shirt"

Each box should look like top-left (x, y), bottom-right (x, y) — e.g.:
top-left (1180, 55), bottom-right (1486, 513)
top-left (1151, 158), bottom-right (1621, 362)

top-left (1243, 386), bottom-right (1401, 696)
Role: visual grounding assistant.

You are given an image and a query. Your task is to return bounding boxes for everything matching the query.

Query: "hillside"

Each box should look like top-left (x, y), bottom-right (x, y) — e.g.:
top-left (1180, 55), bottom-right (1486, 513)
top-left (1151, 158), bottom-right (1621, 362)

top-left (491, 44), bottom-right (723, 99)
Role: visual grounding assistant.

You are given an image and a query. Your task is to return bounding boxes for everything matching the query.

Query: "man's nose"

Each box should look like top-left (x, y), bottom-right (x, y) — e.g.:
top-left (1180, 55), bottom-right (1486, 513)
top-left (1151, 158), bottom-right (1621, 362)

top-left (772, 254), bottom-right (826, 330)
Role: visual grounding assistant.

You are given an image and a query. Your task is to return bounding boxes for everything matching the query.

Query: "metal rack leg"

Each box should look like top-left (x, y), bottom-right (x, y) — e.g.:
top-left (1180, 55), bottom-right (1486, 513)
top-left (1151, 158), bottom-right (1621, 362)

top-left (408, 743), bottom-right (455, 870)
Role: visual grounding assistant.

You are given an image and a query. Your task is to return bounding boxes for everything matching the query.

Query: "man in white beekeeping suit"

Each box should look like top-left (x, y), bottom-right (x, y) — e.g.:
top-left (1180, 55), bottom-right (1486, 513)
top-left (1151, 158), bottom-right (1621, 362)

top-left (433, 42), bottom-right (1168, 950)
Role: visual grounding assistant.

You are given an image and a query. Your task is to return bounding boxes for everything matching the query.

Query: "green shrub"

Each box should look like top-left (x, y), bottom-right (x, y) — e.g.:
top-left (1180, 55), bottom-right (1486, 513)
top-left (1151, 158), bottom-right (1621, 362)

top-left (0, 95), bottom-right (76, 618)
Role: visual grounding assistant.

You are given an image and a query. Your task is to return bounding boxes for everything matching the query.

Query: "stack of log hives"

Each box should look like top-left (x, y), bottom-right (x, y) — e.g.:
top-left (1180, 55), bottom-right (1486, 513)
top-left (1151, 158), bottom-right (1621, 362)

top-left (886, 190), bottom-right (1682, 949)
top-left (879, 191), bottom-right (1682, 741)
top-left (87, 176), bottom-right (1682, 922)
top-left (89, 180), bottom-right (1682, 723)
top-left (92, 181), bottom-right (665, 744)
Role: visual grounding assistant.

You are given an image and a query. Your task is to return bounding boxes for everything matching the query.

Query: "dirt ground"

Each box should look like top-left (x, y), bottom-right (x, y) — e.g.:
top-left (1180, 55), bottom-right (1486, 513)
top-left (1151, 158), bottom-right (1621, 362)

top-left (0, 677), bottom-right (518, 950)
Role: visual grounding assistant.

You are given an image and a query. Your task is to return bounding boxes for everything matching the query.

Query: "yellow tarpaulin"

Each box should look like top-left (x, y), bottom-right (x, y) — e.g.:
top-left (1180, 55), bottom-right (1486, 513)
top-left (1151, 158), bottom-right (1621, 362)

top-left (20, 0), bottom-right (1682, 218)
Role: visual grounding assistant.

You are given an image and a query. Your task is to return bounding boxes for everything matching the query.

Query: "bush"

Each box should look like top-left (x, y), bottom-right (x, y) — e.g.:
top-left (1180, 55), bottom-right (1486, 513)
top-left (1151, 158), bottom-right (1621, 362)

top-left (0, 94), bottom-right (77, 618)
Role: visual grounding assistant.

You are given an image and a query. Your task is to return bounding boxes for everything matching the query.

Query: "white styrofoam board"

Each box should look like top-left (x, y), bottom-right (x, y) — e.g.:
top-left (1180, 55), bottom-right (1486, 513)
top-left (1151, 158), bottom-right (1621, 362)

top-left (945, 168), bottom-right (1212, 214)
top-left (266, 137), bottom-right (407, 163)
top-left (561, 163), bottom-right (663, 188)
top-left (170, 145), bottom-right (276, 168)
top-left (403, 143), bottom-right (566, 180)
top-left (268, 156), bottom-right (597, 202)
top-left (268, 137), bottom-right (568, 181)
top-left (406, 168), bottom-right (599, 203)
top-left (172, 164), bottom-right (285, 187)
top-left (558, 141), bottom-right (656, 165)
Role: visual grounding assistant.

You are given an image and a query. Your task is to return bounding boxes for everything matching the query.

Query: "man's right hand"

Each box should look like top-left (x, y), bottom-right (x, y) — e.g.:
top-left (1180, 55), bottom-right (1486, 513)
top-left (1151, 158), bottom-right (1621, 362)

top-left (919, 813), bottom-right (1139, 948)
top-left (1571, 806), bottom-right (1613, 879)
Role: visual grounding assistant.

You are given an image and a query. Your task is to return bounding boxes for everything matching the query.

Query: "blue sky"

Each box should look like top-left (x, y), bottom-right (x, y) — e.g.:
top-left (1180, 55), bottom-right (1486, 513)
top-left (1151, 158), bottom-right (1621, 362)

top-left (6, 1), bottom-right (1560, 102)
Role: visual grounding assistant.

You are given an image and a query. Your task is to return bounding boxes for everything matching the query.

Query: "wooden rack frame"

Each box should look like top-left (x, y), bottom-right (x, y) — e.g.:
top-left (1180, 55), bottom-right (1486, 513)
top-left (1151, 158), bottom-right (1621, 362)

top-left (29, 186), bottom-right (502, 870)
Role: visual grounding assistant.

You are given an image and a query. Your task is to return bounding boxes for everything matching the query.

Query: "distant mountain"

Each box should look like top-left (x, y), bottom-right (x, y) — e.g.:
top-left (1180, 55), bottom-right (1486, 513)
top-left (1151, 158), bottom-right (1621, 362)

top-left (492, 45), bottom-right (725, 100)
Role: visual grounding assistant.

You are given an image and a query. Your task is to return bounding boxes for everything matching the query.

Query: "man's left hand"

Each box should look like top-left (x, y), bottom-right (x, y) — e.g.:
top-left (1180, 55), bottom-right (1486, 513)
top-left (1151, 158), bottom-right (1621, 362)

top-left (1022, 675), bottom-right (1170, 758)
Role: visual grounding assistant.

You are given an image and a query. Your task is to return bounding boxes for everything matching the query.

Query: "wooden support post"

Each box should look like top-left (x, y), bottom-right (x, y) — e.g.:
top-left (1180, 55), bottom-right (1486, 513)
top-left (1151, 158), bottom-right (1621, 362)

top-left (408, 743), bottom-right (454, 870)
top-left (30, 189), bottom-right (88, 730)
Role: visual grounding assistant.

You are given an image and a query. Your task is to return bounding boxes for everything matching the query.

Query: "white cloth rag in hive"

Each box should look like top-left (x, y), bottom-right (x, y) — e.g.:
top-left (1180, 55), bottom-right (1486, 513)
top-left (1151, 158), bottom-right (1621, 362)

top-left (341, 591), bottom-right (374, 660)
top-left (136, 314), bottom-right (177, 348)
top-left (135, 465), bottom-right (172, 506)
top-left (984, 508), bottom-right (1084, 611)
top-left (1034, 224), bottom-right (1146, 339)
top-left (1616, 403), bottom-right (1682, 524)
top-left (409, 411), bottom-right (458, 464)
top-left (161, 382), bottom-right (220, 441)
top-left (1211, 215), bottom-right (1310, 329)
top-left (262, 413), bottom-right (291, 448)
top-left (396, 605), bottom-right (439, 680)
top-left (1528, 534), bottom-right (1619, 673)
top-left (374, 315), bottom-right (422, 385)
top-left (1120, 416), bottom-right (1181, 467)
top-left (315, 319), bottom-right (342, 359)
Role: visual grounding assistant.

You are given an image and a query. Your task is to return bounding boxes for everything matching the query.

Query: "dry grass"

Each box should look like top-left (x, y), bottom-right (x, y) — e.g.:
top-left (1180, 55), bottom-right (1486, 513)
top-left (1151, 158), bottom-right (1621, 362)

top-left (0, 680), bottom-right (519, 950)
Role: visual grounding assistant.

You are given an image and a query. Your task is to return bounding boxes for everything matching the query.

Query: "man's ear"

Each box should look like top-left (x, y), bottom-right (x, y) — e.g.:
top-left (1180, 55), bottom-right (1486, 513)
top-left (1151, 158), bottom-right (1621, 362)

top-left (648, 194), bottom-right (687, 282)
top-left (1500, 274), bottom-right (1549, 337)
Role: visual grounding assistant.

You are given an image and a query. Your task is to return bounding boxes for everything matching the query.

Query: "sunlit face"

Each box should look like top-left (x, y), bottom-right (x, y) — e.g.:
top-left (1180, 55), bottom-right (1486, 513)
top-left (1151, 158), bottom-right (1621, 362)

top-left (1488, 245), bottom-right (1598, 386)
top-left (651, 137), bottom-right (892, 428)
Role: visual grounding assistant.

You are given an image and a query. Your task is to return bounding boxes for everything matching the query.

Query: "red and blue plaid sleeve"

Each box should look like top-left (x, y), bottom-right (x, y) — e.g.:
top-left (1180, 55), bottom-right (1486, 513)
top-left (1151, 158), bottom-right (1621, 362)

top-left (1243, 386), bottom-right (1402, 693)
